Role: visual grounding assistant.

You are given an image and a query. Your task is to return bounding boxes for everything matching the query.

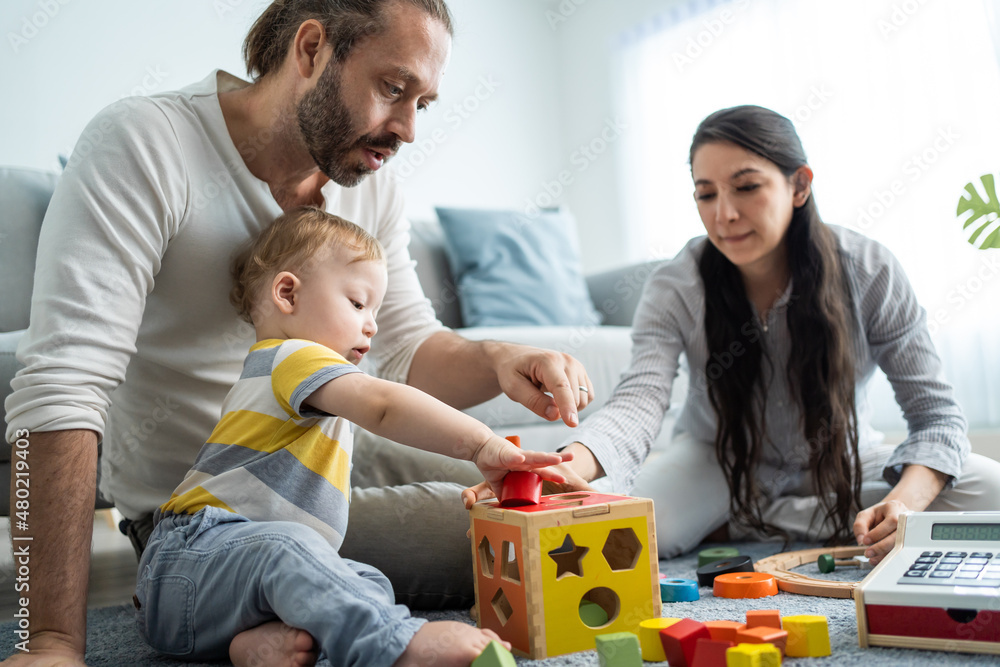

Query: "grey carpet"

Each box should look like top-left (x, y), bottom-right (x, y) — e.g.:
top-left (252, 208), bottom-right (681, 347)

top-left (0, 542), bottom-right (990, 665)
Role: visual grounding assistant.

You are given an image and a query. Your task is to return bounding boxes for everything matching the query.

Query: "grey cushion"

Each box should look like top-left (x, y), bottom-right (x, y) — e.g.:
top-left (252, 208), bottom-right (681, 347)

top-left (408, 218), bottom-right (464, 329)
top-left (0, 167), bottom-right (58, 332)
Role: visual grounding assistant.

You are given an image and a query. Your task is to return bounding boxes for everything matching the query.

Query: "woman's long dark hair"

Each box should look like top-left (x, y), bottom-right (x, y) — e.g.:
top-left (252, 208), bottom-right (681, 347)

top-left (691, 106), bottom-right (861, 543)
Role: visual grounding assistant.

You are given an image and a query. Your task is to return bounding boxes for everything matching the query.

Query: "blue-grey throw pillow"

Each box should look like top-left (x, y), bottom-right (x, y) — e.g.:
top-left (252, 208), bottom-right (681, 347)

top-left (435, 207), bottom-right (601, 327)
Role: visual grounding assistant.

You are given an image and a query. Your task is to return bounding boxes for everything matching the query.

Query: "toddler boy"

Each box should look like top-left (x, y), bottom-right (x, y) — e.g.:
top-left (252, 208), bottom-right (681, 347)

top-left (134, 207), bottom-right (570, 667)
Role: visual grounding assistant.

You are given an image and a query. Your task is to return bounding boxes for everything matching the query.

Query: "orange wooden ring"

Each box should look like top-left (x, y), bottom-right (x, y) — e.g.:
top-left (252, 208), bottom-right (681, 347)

top-left (713, 572), bottom-right (779, 599)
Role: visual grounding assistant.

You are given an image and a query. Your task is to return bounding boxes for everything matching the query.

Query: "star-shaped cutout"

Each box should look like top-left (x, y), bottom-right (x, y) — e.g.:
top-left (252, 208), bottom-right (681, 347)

top-left (548, 534), bottom-right (589, 579)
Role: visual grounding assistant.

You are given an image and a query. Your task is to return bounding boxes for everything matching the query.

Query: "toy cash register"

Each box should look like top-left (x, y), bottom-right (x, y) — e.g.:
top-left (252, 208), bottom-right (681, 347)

top-left (856, 511), bottom-right (1000, 655)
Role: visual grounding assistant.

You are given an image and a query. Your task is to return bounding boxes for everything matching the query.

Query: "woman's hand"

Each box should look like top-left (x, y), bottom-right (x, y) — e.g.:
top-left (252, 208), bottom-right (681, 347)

top-left (853, 463), bottom-right (950, 566)
top-left (468, 436), bottom-right (573, 502)
top-left (462, 442), bottom-right (602, 509)
top-left (462, 459), bottom-right (596, 509)
top-left (853, 498), bottom-right (910, 565)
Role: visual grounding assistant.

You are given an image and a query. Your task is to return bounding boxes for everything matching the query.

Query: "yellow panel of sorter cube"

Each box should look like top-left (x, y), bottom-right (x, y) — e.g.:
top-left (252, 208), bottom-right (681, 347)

top-left (539, 515), bottom-right (658, 657)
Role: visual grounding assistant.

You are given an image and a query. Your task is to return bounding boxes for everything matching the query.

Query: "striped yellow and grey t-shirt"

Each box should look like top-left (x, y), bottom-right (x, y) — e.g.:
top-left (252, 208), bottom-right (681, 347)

top-left (158, 338), bottom-right (362, 549)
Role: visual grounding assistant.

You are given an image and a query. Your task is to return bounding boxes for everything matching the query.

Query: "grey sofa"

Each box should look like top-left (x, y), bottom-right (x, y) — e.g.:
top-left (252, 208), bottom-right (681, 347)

top-left (1, 166), bottom-right (678, 514)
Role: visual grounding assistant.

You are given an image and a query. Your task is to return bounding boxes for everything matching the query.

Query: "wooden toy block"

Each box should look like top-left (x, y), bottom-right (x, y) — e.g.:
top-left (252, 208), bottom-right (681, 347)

top-left (639, 617), bottom-right (681, 661)
top-left (499, 436), bottom-right (543, 507)
top-left (735, 626), bottom-right (788, 655)
top-left (659, 618), bottom-right (711, 667)
top-left (691, 638), bottom-right (735, 667)
top-left (469, 491), bottom-right (660, 660)
top-left (725, 643), bottom-right (781, 667)
top-left (595, 631), bottom-right (643, 667)
top-left (745, 610), bottom-right (781, 629)
top-left (581, 600), bottom-right (609, 626)
top-left (705, 620), bottom-right (746, 643)
top-left (782, 615), bottom-right (830, 657)
top-left (472, 639), bottom-right (516, 667)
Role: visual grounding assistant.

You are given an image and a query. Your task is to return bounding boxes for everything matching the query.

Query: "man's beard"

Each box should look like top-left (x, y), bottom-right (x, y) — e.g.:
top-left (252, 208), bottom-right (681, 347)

top-left (297, 60), bottom-right (401, 188)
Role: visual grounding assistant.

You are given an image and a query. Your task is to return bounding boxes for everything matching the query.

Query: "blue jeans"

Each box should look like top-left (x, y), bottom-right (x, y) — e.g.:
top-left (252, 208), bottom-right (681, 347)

top-left (135, 506), bottom-right (425, 666)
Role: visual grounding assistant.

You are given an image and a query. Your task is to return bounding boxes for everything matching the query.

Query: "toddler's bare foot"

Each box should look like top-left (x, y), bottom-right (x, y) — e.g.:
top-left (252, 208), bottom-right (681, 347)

top-left (392, 621), bottom-right (509, 667)
top-left (229, 621), bottom-right (317, 667)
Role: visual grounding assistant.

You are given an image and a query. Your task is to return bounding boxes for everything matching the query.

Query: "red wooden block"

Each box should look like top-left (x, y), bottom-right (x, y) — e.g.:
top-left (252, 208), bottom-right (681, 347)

top-left (735, 626), bottom-right (789, 655)
top-left (704, 620), bottom-right (745, 643)
top-left (745, 609), bottom-right (782, 630)
top-left (499, 471), bottom-right (542, 507)
top-left (498, 436), bottom-right (542, 507)
top-left (690, 638), bottom-right (734, 667)
top-left (659, 618), bottom-right (711, 667)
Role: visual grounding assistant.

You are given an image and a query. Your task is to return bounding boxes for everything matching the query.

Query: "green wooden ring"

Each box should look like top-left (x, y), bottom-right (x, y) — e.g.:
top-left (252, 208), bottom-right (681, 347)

top-left (698, 546), bottom-right (741, 567)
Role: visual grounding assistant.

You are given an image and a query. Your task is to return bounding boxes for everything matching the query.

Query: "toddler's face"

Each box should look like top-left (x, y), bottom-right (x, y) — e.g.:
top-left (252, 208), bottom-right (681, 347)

top-left (290, 248), bottom-right (388, 364)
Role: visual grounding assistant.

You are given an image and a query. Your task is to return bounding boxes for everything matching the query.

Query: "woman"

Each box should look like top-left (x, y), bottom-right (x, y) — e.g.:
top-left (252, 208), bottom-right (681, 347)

top-left (564, 105), bottom-right (1000, 563)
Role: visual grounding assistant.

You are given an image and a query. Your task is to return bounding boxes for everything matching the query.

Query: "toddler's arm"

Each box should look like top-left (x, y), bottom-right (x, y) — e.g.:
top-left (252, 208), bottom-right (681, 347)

top-left (306, 374), bottom-right (571, 496)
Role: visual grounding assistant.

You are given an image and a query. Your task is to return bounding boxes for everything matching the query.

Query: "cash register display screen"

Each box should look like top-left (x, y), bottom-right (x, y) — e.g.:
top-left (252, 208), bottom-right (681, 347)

top-left (931, 523), bottom-right (1000, 541)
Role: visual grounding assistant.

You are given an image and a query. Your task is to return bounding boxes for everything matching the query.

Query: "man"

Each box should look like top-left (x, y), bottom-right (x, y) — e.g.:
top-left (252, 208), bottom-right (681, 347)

top-left (3, 1), bottom-right (603, 664)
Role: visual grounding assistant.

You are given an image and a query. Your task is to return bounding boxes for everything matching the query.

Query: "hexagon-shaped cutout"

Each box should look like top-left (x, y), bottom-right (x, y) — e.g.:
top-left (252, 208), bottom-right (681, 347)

top-left (478, 536), bottom-right (495, 578)
top-left (602, 527), bottom-right (641, 571)
top-left (491, 587), bottom-right (513, 626)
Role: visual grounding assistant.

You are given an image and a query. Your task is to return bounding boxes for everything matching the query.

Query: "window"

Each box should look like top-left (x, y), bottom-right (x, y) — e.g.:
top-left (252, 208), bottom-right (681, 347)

top-left (616, 0), bottom-right (1000, 428)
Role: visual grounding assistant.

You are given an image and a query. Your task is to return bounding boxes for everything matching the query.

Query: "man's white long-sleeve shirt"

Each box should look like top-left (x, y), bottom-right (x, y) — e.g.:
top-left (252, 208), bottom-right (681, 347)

top-left (4, 70), bottom-right (445, 518)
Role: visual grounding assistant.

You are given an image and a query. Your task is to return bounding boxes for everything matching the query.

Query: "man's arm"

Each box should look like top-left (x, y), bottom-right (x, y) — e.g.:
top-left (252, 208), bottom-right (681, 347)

top-left (4, 430), bottom-right (97, 667)
top-left (406, 331), bottom-right (593, 427)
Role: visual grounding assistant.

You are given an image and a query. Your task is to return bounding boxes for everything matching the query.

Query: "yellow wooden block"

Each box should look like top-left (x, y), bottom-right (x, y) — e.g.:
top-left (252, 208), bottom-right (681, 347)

top-left (726, 643), bottom-right (782, 667)
top-left (638, 617), bottom-right (681, 661)
top-left (782, 615), bottom-right (831, 657)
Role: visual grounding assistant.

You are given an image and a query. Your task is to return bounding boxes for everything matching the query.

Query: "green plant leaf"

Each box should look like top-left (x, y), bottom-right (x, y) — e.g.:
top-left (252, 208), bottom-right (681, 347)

top-left (957, 173), bottom-right (1000, 249)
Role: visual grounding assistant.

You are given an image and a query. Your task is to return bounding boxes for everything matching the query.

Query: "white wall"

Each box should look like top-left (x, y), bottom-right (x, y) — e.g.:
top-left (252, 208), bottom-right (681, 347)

top-left (0, 0), bottom-right (568, 234)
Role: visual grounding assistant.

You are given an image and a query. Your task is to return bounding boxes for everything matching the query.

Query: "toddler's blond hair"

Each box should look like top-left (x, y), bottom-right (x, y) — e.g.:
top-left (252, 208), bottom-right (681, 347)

top-left (231, 206), bottom-right (385, 323)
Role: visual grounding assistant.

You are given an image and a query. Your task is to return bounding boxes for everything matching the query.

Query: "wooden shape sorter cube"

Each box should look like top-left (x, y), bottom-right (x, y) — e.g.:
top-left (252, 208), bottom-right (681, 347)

top-left (469, 491), bottom-right (660, 659)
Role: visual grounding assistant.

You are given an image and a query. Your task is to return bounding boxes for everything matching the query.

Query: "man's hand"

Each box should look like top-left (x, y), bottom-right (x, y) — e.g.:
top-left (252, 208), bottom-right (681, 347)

top-left (488, 342), bottom-right (593, 427)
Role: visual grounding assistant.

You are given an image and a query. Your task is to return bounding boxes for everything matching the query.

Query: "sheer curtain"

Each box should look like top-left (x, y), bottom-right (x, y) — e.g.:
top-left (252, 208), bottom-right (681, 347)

top-left (615, 0), bottom-right (1000, 429)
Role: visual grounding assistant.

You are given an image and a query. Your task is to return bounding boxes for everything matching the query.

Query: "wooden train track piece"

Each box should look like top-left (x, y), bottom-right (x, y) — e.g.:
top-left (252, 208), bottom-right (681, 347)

top-left (753, 545), bottom-right (869, 598)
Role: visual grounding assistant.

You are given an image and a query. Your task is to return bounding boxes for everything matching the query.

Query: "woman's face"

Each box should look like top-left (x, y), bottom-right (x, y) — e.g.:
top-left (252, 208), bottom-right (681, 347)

top-left (691, 141), bottom-right (810, 279)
